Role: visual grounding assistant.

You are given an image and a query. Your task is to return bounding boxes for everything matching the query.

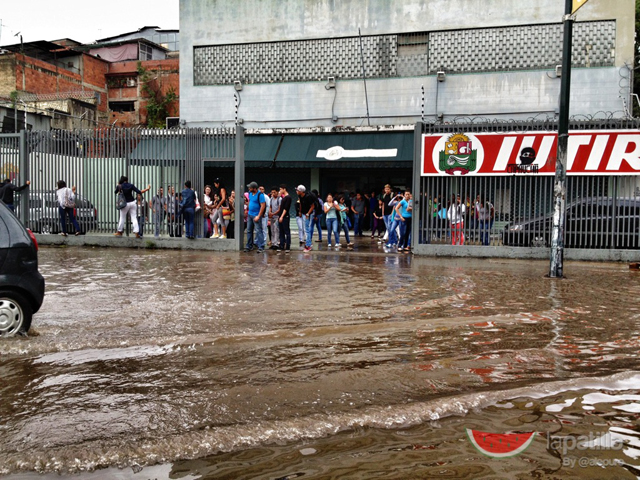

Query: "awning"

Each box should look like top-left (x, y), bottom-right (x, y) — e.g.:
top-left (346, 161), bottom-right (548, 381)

top-left (244, 135), bottom-right (282, 167)
top-left (273, 132), bottom-right (413, 168)
top-left (128, 132), bottom-right (414, 168)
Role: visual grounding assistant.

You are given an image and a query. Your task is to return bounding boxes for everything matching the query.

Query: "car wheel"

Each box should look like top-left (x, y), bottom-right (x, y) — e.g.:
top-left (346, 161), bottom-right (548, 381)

top-left (0, 291), bottom-right (33, 336)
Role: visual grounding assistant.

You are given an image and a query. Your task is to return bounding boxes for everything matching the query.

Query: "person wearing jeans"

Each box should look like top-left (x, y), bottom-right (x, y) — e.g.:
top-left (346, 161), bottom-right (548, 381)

top-left (475, 195), bottom-right (495, 246)
top-left (152, 187), bottom-right (165, 237)
top-left (179, 181), bottom-right (197, 239)
top-left (396, 190), bottom-right (413, 252)
top-left (296, 184), bottom-right (318, 252)
top-left (323, 194), bottom-right (340, 247)
top-left (385, 193), bottom-right (403, 248)
top-left (337, 196), bottom-right (353, 247)
top-left (0, 178), bottom-right (30, 213)
top-left (295, 200), bottom-right (306, 246)
top-left (136, 193), bottom-right (148, 238)
top-left (245, 181), bottom-right (266, 252)
top-left (351, 192), bottom-right (366, 236)
top-left (276, 184), bottom-right (292, 252)
top-left (56, 180), bottom-right (81, 236)
top-left (381, 184), bottom-right (394, 243)
top-left (311, 189), bottom-right (323, 243)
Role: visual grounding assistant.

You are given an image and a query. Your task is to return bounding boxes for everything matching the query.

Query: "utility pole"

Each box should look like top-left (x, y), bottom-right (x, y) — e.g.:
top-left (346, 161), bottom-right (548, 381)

top-left (549, 0), bottom-right (574, 278)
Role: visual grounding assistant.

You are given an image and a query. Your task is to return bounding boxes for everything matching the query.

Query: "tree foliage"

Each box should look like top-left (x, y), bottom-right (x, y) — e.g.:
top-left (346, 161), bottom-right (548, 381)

top-left (137, 62), bottom-right (178, 128)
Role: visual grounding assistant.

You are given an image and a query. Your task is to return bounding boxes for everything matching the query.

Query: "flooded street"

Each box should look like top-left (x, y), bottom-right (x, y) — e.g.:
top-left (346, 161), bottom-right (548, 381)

top-left (1, 247), bottom-right (639, 479)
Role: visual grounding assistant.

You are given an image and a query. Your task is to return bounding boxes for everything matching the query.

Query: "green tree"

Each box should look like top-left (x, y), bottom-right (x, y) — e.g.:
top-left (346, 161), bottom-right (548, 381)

top-left (137, 62), bottom-right (178, 128)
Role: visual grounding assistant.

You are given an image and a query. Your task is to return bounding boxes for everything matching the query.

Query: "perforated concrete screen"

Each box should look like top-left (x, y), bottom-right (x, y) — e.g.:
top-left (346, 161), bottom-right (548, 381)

top-left (193, 21), bottom-right (615, 86)
top-left (428, 21), bottom-right (615, 73)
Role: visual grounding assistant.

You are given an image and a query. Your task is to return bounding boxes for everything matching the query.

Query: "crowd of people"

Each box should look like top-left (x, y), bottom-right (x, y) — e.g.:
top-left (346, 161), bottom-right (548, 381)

top-left (2, 175), bottom-right (496, 250)
top-left (114, 177), bottom-right (236, 240)
top-left (428, 194), bottom-right (495, 246)
top-left (110, 177), bottom-right (416, 253)
top-left (241, 182), bottom-right (414, 253)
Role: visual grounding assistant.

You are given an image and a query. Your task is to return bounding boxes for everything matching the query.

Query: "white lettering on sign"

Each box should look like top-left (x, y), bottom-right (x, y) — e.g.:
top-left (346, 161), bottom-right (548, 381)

top-left (317, 146), bottom-right (398, 161)
top-left (494, 136), bottom-right (517, 171)
top-left (422, 130), bottom-right (640, 176)
top-left (607, 135), bottom-right (640, 171)
top-left (568, 135), bottom-right (593, 170)
top-left (585, 135), bottom-right (609, 171)
top-left (535, 135), bottom-right (555, 169)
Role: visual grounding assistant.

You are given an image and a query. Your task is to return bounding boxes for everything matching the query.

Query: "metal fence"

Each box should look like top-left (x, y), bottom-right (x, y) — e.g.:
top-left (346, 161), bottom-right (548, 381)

top-left (414, 120), bottom-right (640, 253)
top-left (1, 128), bottom-right (238, 239)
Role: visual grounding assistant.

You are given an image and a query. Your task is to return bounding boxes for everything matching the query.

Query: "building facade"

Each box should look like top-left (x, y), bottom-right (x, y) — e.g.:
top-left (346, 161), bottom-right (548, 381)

top-left (97, 26), bottom-right (180, 53)
top-left (178, 0), bottom-right (635, 196)
top-left (180, 0), bottom-right (634, 129)
top-left (0, 37), bottom-right (179, 129)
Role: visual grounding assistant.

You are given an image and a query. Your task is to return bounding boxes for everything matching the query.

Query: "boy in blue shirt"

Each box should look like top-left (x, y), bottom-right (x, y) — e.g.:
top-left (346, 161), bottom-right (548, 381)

top-left (245, 181), bottom-right (266, 253)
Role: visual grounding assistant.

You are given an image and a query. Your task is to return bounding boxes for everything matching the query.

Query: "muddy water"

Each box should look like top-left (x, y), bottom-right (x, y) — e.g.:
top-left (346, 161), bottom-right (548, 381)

top-left (1, 248), bottom-right (639, 479)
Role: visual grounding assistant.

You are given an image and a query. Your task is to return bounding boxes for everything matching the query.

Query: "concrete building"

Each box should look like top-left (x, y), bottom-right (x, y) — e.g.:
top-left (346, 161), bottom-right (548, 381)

top-left (0, 36), bottom-right (179, 130)
top-left (97, 26), bottom-right (180, 53)
top-left (179, 0), bottom-right (635, 194)
top-left (0, 42), bottom-right (108, 130)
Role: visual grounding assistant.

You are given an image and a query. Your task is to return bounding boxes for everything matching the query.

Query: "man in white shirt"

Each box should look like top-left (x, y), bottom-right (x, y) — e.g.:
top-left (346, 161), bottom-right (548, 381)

top-left (259, 186), bottom-right (271, 244)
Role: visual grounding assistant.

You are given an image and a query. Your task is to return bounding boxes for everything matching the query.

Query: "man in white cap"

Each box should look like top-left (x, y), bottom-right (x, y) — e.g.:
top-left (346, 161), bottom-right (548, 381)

top-left (296, 184), bottom-right (318, 252)
top-left (245, 181), bottom-right (266, 252)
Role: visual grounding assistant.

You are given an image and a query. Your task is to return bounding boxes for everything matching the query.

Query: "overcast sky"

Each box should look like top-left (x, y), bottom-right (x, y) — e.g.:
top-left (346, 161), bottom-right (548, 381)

top-left (0, 0), bottom-right (179, 46)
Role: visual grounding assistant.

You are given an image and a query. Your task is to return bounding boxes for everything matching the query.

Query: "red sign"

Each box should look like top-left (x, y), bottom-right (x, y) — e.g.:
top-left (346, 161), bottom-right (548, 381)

top-left (421, 131), bottom-right (640, 176)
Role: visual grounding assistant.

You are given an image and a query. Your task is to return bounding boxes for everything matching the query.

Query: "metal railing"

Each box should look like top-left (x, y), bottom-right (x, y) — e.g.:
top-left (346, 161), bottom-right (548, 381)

top-left (414, 120), bottom-right (640, 251)
top-left (1, 128), bottom-right (237, 238)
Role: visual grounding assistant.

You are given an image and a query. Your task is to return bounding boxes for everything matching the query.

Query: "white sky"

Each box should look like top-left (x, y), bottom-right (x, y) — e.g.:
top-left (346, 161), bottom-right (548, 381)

top-left (0, 0), bottom-right (179, 46)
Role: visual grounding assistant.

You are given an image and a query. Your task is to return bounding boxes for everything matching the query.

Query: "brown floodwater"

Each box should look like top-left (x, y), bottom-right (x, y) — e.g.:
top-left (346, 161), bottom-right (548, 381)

top-left (0, 246), bottom-right (639, 479)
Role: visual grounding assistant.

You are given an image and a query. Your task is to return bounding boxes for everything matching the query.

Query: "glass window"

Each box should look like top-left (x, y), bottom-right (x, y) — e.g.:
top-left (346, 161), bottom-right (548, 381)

top-left (109, 101), bottom-right (136, 112)
top-left (139, 44), bottom-right (152, 61)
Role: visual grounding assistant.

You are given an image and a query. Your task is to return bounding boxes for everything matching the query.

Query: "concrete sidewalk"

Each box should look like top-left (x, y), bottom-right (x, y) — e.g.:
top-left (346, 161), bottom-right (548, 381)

top-left (35, 231), bottom-right (396, 254)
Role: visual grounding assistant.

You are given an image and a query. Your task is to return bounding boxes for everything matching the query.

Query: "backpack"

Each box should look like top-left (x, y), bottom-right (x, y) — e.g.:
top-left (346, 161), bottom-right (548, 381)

top-left (116, 189), bottom-right (127, 210)
top-left (63, 188), bottom-right (75, 208)
top-left (314, 196), bottom-right (323, 215)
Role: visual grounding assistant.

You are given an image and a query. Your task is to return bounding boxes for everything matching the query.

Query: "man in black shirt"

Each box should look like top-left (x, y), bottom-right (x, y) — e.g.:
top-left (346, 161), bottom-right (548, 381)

top-left (381, 184), bottom-right (395, 225)
top-left (296, 185), bottom-right (318, 252)
top-left (276, 184), bottom-right (292, 252)
top-left (0, 178), bottom-right (30, 213)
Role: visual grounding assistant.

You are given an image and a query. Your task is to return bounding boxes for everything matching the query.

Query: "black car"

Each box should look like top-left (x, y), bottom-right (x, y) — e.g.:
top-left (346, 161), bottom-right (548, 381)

top-left (502, 197), bottom-right (640, 249)
top-left (0, 201), bottom-right (45, 335)
top-left (27, 190), bottom-right (98, 234)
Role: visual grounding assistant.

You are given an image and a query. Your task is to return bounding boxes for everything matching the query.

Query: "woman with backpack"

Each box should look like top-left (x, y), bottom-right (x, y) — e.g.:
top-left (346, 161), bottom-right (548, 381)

top-left (115, 176), bottom-right (150, 238)
top-left (56, 180), bottom-right (81, 236)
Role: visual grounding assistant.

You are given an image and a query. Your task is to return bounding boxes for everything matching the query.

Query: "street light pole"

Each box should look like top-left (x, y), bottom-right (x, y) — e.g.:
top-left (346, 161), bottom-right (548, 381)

top-left (549, 0), bottom-right (574, 278)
